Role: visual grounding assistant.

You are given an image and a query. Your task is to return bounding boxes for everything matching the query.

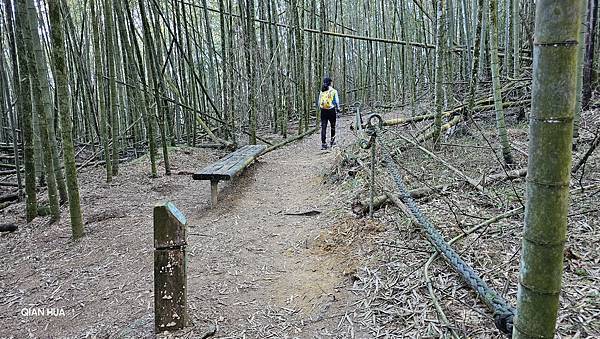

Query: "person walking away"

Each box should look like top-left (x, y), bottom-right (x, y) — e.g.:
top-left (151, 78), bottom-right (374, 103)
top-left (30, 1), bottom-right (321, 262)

top-left (318, 77), bottom-right (341, 150)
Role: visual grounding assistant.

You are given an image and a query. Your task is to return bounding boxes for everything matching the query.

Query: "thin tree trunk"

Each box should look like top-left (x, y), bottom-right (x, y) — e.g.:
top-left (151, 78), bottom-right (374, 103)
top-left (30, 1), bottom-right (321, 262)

top-left (201, 0), bottom-right (222, 120)
top-left (15, 4), bottom-right (38, 214)
top-left (290, 0), bottom-right (306, 134)
top-left (115, 0), bottom-right (141, 155)
top-left (307, 0), bottom-right (316, 126)
top-left (340, 0), bottom-right (347, 112)
top-left (477, 0), bottom-right (489, 79)
top-left (218, 0), bottom-right (231, 140)
top-left (49, 0), bottom-right (84, 238)
top-left (124, 0), bottom-right (157, 177)
top-left (512, 0), bottom-right (520, 77)
top-left (24, 0), bottom-right (60, 222)
top-left (90, 0), bottom-right (112, 182)
top-left (582, 0), bottom-right (598, 110)
top-left (243, 0), bottom-right (257, 144)
top-left (227, 0), bottom-right (237, 143)
top-left (466, 0), bottom-right (485, 119)
top-left (513, 1), bottom-right (583, 337)
top-left (27, 0), bottom-right (67, 204)
top-left (318, 0), bottom-right (325, 88)
top-left (104, 0), bottom-right (119, 177)
top-left (574, 0), bottom-right (589, 142)
top-left (489, 0), bottom-right (513, 164)
top-left (266, 0), bottom-right (279, 133)
top-left (142, 0), bottom-right (170, 175)
top-left (503, 0), bottom-right (512, 76)
top-left (433, 0), bottom-right (445, 144)
top-left (446, 0), bottom-right (455, 87)
top-left (2, 0), bottom-right (23, 191)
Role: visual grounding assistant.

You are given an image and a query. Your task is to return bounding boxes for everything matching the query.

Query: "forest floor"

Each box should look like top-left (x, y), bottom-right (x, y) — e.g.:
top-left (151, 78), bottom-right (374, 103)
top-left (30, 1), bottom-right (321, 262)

top-left (328, 106), bottom-right (600, 338)
top-left (0, 116), bottom-right (378, 338)
top-left (1, 108), bottom-right (599, 339)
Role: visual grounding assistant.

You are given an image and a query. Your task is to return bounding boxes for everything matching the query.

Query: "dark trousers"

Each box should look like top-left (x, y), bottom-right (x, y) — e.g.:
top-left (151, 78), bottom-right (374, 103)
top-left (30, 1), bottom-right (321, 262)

top-left (320, 108), bottom-right (336, 144)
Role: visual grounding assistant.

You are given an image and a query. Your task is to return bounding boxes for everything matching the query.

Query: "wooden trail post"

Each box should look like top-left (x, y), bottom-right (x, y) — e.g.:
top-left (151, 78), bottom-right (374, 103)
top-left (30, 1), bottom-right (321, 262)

top-left (153, 201), bottom-right (187, 333)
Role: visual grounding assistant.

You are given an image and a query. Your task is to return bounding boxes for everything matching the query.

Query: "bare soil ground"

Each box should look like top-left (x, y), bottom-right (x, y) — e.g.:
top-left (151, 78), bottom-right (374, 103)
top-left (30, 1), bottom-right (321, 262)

top-left (1, 108), bottom-right (599, 339)
top-left (0, 117), bottom-right (375, 338)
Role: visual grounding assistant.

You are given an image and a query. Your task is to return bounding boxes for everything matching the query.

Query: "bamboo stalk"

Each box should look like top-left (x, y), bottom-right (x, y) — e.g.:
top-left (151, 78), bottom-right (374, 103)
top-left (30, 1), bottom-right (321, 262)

top-left (513, 2), bottom-right (583, 336)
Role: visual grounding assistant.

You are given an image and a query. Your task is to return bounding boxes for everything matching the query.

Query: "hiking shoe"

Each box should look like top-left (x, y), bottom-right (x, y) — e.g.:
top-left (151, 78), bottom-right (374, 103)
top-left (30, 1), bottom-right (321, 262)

top-left (321, 143), bottom-right (328, 150)
top-left (330, 138), bottom-right (337, 147)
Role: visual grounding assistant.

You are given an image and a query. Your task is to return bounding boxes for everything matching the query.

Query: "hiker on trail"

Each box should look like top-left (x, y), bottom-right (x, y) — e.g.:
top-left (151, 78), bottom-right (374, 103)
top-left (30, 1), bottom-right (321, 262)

top-left (318, 77), bottom-right (341, 150)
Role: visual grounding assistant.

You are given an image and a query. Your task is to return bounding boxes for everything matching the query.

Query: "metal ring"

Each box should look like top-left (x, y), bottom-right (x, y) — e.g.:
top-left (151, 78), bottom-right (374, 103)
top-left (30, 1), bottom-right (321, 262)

top-left (358, 138), bottom-right (370, 149)
top-left (367, 114), bottom-right (383, 129)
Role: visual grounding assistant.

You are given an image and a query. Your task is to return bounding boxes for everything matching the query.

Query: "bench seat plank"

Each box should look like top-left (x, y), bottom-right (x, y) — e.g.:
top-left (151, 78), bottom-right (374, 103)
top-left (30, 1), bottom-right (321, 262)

top-left (192, 145), bottom-right (266, 181)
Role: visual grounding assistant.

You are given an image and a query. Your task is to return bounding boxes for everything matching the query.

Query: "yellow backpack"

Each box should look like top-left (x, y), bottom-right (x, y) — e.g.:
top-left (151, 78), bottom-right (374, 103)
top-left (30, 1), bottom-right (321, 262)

top-left (319, 89), bottom-right (335, 109)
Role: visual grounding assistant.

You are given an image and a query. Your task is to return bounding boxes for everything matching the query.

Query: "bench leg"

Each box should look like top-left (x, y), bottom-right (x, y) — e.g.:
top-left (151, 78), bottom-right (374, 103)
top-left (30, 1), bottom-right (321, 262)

top-left (210, 180), bottom-right (219, 207)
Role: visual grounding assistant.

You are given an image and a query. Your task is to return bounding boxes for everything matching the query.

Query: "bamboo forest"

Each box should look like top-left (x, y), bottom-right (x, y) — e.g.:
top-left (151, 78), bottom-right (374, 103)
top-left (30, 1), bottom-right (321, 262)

top-left (0, 0), bottom-right (599, 337)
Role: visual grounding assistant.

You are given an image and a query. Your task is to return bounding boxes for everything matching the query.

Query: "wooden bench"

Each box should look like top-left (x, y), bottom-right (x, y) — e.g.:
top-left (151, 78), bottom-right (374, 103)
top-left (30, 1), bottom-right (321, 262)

top-left (192, 145), bottom-right (266, 207)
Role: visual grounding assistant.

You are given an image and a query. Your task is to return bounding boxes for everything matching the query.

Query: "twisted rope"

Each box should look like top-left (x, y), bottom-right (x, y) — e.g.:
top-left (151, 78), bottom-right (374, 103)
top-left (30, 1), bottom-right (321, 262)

top-left (366, 120), bottom-right (514, 335)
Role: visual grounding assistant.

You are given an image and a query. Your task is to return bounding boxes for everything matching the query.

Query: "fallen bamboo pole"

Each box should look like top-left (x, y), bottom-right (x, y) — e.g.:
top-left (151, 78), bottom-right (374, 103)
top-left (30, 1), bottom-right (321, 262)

top-left (353, 168), bottom-right (528, 216)
top-left (260, 127), bottom-right (318, 156)
top-left (381, 99), bottom-right (530, 129)
top-left (397, 134), bottom-right (484, 191)
top-left (572, 133), bottom-right (600, 173)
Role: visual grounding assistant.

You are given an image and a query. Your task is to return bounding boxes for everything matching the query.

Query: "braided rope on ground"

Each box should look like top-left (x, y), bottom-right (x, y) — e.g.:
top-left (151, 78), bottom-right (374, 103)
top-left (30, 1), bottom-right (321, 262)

top-left (377, 132), bottom-right (515, 335)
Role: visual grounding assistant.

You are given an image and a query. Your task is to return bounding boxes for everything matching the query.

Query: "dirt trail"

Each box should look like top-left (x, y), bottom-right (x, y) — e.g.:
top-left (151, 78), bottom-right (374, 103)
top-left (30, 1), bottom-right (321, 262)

top-left (184, 118), bottom-right (357, 337)
top-left (0, 117), bottom-right (361, 338)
